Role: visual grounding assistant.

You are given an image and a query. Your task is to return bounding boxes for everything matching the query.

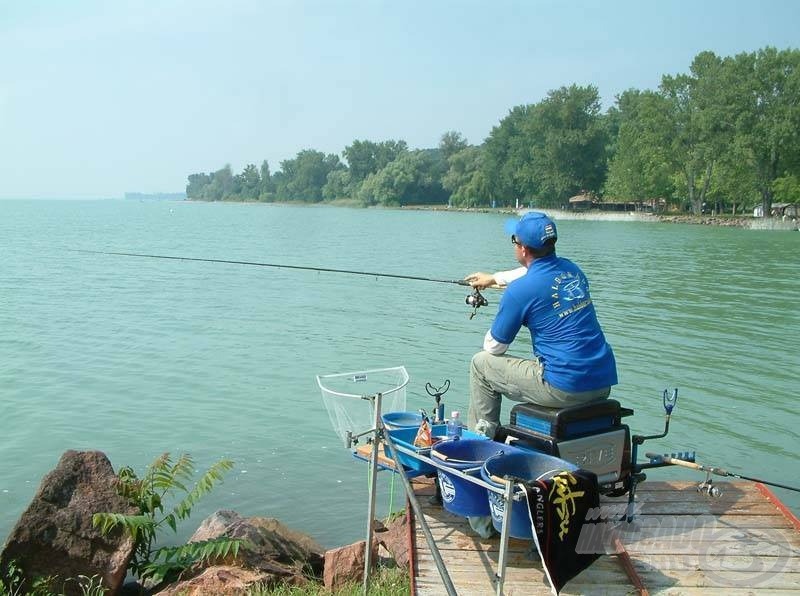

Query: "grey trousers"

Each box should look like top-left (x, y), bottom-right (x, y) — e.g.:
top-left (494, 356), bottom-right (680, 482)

top-left (468, 350), bottom-right (611, 438)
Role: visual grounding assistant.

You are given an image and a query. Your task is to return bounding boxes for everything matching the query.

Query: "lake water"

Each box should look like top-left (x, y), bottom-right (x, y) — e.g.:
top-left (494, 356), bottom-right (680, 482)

top-left (1, 199), bottom-right (798, 548)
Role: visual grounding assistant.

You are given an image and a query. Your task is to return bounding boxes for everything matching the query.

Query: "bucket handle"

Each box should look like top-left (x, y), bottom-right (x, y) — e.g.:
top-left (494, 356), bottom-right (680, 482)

top-left (488, 473), bottom-right (528, 485)
top-left (536, 468), bottom-right (563, 481)
top-left (434, 448), bottom-right (509, 464)
top-left (488, 473), bottom-right (507, 485)
top-left (489, 470), bottom-right (562, 485)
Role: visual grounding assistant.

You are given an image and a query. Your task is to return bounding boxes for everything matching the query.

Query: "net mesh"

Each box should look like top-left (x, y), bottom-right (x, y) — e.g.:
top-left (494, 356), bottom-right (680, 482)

top-left (317, 366), bottom-right (409, 446)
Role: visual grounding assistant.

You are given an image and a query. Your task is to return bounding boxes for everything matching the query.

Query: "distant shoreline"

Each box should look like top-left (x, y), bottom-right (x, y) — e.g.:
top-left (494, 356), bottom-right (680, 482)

top-left (182, 199), bottom-right (799, 231)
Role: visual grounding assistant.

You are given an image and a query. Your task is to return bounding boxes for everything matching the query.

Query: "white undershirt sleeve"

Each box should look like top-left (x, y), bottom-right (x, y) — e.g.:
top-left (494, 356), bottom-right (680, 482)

top-left (483, 329), bottom-right (509, 355)
top-left (492, 266), bottom-right (527, 287)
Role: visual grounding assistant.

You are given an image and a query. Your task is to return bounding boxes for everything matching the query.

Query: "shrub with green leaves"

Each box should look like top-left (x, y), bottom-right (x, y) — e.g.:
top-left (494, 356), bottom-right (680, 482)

top-left (0, 560), bottom-right (24, 596)
top-left (93, 453), bottom-right (241, 585)
top-left (0, 561), bottom-right (104, 596)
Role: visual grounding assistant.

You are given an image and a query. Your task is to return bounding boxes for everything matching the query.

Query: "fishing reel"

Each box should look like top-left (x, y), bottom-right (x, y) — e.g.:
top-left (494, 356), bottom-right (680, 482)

top-left (465, 288), bottom-right (488, 319)
top-left (697, 478), bottom-right (722, 498)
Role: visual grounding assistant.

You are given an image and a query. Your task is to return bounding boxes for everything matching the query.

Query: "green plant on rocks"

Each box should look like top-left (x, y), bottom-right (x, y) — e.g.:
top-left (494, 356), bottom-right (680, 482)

top-left (0, 560), bottom-right (24, 596)
top-left (93, 453), bottom-right (241, 585)
top-left (0, 560), bottom-right (105, 596)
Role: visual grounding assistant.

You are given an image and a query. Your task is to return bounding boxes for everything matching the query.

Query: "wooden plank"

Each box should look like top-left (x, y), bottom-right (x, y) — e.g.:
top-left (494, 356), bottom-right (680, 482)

top-left (625, 484), bottom-right (765, 502)
top-left (641, 590), bottom-right (800, 596)
top-left (415, 552), bottom-right (629, 595)
top-left (635, 568), bottom-right (800, 590)
top-left (354, 442), bottom-right (399, 470)
top-left (623, 501), bottom-right (781, 515)
top-left (630, 553), bottom-right (800, 573)
top-left (623, 514), bottom-right (799, 530)
top-left (617, 525), bottom-right (800, 546)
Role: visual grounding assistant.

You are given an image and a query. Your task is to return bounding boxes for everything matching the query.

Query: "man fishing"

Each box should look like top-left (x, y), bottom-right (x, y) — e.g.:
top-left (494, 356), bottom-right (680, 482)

top-left (464, 211), bottom-right (618, 440)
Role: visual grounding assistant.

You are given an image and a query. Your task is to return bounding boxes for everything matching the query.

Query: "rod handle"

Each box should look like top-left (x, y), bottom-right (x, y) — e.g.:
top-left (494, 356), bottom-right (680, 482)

top-left (645, 452), bottom-right (703, 470)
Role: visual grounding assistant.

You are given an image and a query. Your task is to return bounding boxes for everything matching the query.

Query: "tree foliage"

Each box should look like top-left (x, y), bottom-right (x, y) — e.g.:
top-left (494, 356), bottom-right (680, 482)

top-left (185, 46), bottom-right (800, 215)
top-left (442, 146), bottom-right (490, 207)
top-left (274, 150), bottom-right (342, 202)
top-left (605, 90), bottom-right (676, 204)
top-left (525, 85), bottom-right (609, 205)
top-left (358, 149), bottom-right (447, 206)
top-left (343, 139), bottom-right (408, 184)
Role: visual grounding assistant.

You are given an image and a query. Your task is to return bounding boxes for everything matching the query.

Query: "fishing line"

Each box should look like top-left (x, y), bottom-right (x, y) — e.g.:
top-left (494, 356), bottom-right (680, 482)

top-left (70, 249), bottom-right (470, 287)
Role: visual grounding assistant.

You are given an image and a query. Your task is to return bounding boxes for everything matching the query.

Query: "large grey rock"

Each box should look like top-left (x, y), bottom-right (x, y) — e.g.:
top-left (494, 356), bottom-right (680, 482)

top-left (0, 450), bottom-right (136, 595)
top-left (160, 510), bottom-right (324, 589)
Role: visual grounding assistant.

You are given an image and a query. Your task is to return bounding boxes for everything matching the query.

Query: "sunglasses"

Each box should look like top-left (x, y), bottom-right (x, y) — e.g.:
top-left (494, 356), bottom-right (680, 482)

top-left (511, 235), bottom-right (521, 246)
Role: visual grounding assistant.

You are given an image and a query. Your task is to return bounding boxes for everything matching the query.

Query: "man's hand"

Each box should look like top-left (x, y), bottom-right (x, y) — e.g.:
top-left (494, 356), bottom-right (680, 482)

top-left (464, 272), bottom-right (497, 289)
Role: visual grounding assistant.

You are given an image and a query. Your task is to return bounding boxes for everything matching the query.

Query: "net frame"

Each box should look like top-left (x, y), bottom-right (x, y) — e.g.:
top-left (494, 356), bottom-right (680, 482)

top-left (317, 366), bottom-right (410, 446)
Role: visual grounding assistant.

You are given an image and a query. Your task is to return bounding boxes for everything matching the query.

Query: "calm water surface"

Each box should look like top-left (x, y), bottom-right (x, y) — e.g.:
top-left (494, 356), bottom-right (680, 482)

top-left (1, 200), bottom-right (798, 547)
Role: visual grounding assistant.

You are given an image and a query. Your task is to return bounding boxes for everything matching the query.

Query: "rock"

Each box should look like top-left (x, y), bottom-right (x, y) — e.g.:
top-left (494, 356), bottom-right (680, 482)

top-left (323, 540), bottom-right (368, 592)
top-left (0, 450), bottom-right (136, 596)
top-left (320, 516), bottom-right (408, 592)
top-left (171, 510), bottom-right (324, 584)
top-left (154, 565), bottom-right (269, 596)
top-left (376, 514), bottom-right (409, 568)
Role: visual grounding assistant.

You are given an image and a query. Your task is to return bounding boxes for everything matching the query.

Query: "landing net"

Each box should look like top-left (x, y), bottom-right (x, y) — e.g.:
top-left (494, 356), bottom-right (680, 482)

top-left (316, 366), bottom-right (409, 446)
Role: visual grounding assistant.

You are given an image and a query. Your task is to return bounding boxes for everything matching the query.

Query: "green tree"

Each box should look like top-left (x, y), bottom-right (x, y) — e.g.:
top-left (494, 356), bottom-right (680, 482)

top-left (604, 89), bottom-right (676, 203)
top-left (201, 165), bottom-right (235, 201)
top-left (483, 105), bottom-right (534, 206)
top-left (236, 163), bottom-right (261, 201)
top-left (275, 150), bottom-right (342, 202)
top-left (773, 174), bottom-right (800, 204)
top-left (342, 139), bottom-right (408, 185)
top-left (483, 86), bottom-right (608, 207)
top-left (322, 168), bottom-right (353, 201)
top-left (525, 85), bottom-right (609, 206)
top-left (660, 53), bottom-right (733, 214)
top-left (438, 131), bottom-right (469, 162)
top-left (357, 150), bottom-right (447, 206)
top-left (259, 160), bottom-right (275, 200)
top-left (186, 172), bottom-right (211, 200)
top-left (442, 145), bottom-right (490, 207)
top-left (728, 47), bottom-right (800, 216)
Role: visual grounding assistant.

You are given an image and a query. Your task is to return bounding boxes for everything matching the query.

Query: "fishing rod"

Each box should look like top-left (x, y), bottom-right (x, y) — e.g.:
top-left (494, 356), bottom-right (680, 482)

top-left (71, 249), bottom-right (490, 317)
top-left (645, 452), bottom-right (800, 493)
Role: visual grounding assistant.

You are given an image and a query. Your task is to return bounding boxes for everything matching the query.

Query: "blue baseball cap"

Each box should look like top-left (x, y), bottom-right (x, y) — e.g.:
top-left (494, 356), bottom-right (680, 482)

top-left (504, 211), bottom-right (557, 249)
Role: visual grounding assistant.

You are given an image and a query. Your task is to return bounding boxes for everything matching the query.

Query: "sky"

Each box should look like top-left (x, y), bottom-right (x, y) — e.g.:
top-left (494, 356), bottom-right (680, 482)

top-left (1, 0), bottom-right (799, 200)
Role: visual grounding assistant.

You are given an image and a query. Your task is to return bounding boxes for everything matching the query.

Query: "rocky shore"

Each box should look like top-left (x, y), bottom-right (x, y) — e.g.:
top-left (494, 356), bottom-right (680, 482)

top-left (653, 214), bottom-right (753, 227)
top-left (407, 205), bottom-right (798, 230)
top-left (0, 451), bottom-right (407, 595)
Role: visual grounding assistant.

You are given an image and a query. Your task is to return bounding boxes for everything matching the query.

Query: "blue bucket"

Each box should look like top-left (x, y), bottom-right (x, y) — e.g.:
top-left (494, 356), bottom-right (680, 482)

top-left (381, 411), bottom-right (422, 430)
top-left (481, 452), bottom-right (578, 539)
top-left (431, 440), bottom-right (519, 517)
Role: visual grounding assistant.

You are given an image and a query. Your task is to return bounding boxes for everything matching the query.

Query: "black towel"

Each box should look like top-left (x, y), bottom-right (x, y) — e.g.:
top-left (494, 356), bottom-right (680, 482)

top-left (523, 469), bottom-right (601, 594)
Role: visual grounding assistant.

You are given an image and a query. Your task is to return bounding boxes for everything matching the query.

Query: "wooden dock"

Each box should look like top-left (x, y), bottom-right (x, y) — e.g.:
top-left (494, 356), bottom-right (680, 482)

top-left (409, 477), bottom-right (800, 595)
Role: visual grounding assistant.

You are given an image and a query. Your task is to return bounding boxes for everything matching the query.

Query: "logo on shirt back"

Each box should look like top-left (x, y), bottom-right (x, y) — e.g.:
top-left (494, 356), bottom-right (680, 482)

top-left (561, 278), bottom-right (585, 301)
top-left (551, 272), bottom-right (591, 316)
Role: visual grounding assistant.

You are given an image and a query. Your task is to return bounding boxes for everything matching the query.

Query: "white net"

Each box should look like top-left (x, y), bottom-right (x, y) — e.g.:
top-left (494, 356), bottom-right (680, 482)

top-left (317, 366), bottom-right (410, 446)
